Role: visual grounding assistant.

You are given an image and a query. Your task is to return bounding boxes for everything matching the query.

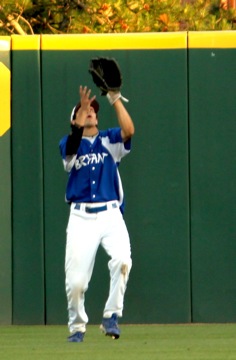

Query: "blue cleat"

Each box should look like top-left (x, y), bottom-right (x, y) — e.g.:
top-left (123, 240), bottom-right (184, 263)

top-left (67, 331), bottom-right (85, 343)
top-left (100, 313), bottom-right (120, 339)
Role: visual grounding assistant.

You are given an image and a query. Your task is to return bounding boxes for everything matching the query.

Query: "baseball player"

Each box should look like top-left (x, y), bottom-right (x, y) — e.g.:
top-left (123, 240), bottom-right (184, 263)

top-left (59, 85), bottom-right (135, 342)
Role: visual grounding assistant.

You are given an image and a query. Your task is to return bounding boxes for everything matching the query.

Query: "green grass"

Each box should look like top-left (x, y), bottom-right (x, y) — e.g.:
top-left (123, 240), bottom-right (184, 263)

top-left (0, 324), bottom-right (236, 360)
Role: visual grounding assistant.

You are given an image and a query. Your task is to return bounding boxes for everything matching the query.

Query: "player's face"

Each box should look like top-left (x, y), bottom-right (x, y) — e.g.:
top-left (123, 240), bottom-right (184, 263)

top-left (84, 106), bottom-right (98, 127)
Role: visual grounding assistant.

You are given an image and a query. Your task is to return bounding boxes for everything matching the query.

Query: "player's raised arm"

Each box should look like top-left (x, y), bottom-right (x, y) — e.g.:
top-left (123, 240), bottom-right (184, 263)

top-left (89, 57), bottom-right (134, 142)
top-left (110, 95), bottom-right (135, 142)
top-left (65, 86), bottom-right (99, 155)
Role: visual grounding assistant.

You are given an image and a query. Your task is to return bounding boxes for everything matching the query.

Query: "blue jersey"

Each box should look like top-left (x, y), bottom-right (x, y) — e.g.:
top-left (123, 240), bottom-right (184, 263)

top-left (59, 127), bottom-right (131, 213)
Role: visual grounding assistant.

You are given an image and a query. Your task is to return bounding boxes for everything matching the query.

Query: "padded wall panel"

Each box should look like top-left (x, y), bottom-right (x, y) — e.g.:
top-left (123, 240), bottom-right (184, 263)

top-left (189, 31), bottom-right (236, 322)
top-left (11, 35), bottom-right (45, 324)
top-left (0, 36), bottom-right (12, 324)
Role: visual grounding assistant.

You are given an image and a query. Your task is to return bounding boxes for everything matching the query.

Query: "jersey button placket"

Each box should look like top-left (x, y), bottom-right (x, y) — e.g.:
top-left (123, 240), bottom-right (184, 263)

top-left (91, 165), bottom-right (96, 201)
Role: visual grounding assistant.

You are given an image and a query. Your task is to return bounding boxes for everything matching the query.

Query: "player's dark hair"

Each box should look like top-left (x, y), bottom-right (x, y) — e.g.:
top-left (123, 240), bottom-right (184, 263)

top-left (72, 99), bottom-right (100, 120)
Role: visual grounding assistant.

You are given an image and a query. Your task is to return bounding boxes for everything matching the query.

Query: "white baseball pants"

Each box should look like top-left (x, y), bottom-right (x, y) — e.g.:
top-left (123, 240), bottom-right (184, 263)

top-left (65, 201), bottom-right (132, 334)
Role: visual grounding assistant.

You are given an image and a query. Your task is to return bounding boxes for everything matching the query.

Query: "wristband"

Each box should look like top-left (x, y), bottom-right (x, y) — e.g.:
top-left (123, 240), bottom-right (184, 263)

top-left (106, 91), bottom-right (129, 105)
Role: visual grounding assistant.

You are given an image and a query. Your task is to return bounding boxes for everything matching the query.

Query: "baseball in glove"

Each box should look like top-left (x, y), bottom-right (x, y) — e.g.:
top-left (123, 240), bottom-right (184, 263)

top-left (88, 57), bottom-right (129, 105)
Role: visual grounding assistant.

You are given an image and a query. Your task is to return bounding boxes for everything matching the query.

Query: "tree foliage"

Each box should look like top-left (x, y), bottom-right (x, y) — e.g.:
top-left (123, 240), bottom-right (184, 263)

top-left (0, 0), bottom-right (235, 35)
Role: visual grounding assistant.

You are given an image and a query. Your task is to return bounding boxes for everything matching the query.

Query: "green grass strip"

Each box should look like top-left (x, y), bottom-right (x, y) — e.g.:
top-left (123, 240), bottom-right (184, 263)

top-left (0, 324), bottom-right (236, 360)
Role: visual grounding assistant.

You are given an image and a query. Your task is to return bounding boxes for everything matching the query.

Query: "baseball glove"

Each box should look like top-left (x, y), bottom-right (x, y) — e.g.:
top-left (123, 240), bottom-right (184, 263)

top-left (88, 57), bottom-right (129, 104)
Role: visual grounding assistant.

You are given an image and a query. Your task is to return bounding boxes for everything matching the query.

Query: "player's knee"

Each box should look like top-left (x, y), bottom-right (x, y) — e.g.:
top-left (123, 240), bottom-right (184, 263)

top-left (121, 258), bottom-right (132, 275)
top-left (67, 275), bottom-right (88, 295)
top-left (121, 263), bottom-right (128, 275)
top-left (109, 257), bottom-right (132, 275)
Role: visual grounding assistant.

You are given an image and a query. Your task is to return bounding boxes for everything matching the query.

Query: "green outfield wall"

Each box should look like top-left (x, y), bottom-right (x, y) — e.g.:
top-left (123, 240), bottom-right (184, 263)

top-left (0, 31), bottom-right (236, 325)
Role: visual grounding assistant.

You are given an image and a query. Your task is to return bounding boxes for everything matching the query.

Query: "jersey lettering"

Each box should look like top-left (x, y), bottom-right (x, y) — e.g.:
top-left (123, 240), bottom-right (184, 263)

top-left (75, 152), bottom-right (108, 170)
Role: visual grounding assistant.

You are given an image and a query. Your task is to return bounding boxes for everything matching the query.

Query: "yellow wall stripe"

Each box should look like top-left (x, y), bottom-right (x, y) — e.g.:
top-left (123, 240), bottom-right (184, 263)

top-left (0, 62), bottom-right (11, 136)
top-left (2, 32), bottom-right (236, 51)
top-left (41, 33), bottom-right (187, 50)
top-left (11, 35), bottom-right (40, 50)
top-left (189, 31), bottom-right (236, 48)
